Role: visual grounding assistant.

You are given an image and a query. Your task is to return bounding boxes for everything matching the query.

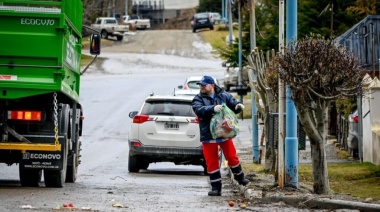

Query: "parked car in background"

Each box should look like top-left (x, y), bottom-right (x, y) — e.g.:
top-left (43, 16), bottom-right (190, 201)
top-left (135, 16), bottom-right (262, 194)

top-left (222, 62), bottom-right (249, 91)
top-left (347, 109), bottom-right (359, 157)
top-left (173, 89), bottom-right (199, 97)
top-left (91, 17), bottom-right (129, 41)
top-left (127, 95), bottom-right (206, 174)
top-left (209, 12), bottom-right (222, 24)
top-left (191, 12), bottom-right (214, 33)
top-left (177, 76), bottom-right (220, 90)
top-left (123, 15), bottom-right (150, 30)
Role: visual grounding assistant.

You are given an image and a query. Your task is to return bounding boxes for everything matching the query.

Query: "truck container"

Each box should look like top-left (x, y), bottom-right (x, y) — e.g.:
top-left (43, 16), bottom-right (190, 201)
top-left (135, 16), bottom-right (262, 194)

top-left (0, 0), bottom-right (100, 187)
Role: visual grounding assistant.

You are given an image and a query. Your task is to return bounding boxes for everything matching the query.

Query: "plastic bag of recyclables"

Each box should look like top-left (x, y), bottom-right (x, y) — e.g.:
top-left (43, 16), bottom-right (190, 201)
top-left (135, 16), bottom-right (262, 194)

top-left (210, 104), bottom-right (239, 139)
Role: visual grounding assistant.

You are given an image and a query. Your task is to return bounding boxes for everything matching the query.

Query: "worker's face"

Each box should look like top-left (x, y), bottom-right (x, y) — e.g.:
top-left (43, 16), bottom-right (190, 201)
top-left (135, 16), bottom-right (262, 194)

top-left (200, 84), bottom-right (214, 94)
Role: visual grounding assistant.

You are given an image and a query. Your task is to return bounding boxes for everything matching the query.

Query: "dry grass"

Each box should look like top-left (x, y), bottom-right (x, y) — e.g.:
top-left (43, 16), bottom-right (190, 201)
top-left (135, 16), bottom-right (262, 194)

top-left (198, 25), bottom-right (238, 58)
top-left (299, 162), bottom-right (380, 199)
top-left (241, 161), bottom-right (380, 200)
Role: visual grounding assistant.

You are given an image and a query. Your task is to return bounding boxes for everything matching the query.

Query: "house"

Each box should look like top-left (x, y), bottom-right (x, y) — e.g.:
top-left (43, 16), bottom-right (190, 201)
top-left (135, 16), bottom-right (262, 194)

top-left (335, 15), bottom-right (380, 77)
top-left (131, 0), bottom-right (199, 25)
top-left (335, 15), bottom-right (380, 165)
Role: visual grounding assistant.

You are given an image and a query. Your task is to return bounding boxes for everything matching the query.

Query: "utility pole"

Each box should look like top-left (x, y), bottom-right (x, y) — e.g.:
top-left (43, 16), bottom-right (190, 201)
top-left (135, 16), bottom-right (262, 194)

top-left (249, 0), bottom-right (259, 164)
top-left (285, 0), bottom-right (299, 189)
top-left (278, 0), bottom-right (285, 189)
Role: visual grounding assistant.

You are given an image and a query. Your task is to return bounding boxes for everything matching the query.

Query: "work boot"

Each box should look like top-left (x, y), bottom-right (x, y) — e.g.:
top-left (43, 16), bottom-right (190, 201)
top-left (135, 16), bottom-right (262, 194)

top-left (238, 178), bottom-right (250, 186)
top-left (208, 170), bottom-right (222, 196)
top-left (208, 189), bottom-right (221, 196)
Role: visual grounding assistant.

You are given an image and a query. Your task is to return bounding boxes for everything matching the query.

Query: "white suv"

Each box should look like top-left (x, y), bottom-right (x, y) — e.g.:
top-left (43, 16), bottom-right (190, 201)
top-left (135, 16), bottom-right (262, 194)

top-left (127, 95), bottom-right (205, 173)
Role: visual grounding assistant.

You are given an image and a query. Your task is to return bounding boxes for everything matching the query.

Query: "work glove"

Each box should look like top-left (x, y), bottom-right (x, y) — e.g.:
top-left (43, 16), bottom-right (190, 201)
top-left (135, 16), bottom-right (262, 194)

top-left (214, 105), bottom-right (223, 113)
top-left (235, 103), bottom-right (245, 110)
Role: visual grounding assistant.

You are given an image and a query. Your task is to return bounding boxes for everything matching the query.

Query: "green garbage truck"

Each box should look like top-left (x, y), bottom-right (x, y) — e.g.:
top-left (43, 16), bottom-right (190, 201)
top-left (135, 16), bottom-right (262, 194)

top-left (0, 0), bottom-right (100, 187)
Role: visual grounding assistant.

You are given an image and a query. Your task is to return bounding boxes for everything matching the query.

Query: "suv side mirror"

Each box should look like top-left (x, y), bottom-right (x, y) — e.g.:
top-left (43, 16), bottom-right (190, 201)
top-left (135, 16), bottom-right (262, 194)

top-left (90, 34), bottom-right (101, 55)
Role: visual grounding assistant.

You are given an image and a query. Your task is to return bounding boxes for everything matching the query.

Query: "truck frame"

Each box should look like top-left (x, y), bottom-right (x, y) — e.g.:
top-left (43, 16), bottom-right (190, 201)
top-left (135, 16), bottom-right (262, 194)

top-left (0, 0), bottom-right (100, 187)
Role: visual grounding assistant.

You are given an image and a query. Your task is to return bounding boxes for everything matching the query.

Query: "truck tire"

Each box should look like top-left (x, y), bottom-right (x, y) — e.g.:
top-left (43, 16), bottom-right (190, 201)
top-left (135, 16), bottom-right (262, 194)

top-left (19, 167), bottom-right (41, 187)
top-left (44, 104), bottom-right (69, 188)
top-left (66, 139), bottom-right (80, 183)
top-left (128, 153), bottom-right (140, 173)
top-left (116, 35), bottom-right (123, 41)
top-left (65, 151), bottom-right (77, 183)
top-left (101, 30), bottom-right (108, 39)
top-left (66, 107), bottom-right (81, 183)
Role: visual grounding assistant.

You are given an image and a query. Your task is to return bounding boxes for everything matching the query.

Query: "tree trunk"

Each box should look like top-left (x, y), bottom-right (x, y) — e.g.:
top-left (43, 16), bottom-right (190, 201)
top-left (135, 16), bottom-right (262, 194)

top-left (310, 105), bottom-right (330, 194)
top-left (310, 137), bottom-right (330, 194)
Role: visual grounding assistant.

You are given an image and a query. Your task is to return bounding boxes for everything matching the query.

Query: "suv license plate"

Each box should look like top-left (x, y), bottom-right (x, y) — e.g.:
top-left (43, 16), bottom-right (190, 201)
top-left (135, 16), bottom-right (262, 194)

top-left (165, 122), bottom-right (179, 130)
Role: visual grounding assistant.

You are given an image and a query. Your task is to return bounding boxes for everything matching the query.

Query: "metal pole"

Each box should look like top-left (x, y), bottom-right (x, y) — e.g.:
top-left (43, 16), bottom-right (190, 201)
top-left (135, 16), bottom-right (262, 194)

top-left (285, 0), bottom-right (299, 189)
top-left (238, 0), bottom-right (243, 103)
top-left (228, 0), bottom-right (233, 45)
top-left (222, 0), bottom-right (225, 23)
top-left (112, 0), bottom-right (115, 16)
top-left (278, 0), bottom-right (285, 189)
top-left (250, 0), bottom-right (259, 163)
top-left (372, 23), bottom-right (375, 78)
top-left (358, 95), bottom-right (363, 162)
top-left (125, 0), bottom-right (128, 16)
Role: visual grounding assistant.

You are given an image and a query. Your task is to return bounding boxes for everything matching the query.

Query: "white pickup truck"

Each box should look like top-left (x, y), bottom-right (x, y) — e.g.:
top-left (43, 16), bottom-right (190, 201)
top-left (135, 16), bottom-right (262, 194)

top-left (91, 17), bottom-right (129, 41)
top-left (123, 15), bottom-right (150, 30)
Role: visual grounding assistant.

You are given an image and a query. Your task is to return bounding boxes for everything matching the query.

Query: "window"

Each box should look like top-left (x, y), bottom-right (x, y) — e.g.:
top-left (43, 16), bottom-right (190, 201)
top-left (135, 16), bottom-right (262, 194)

top-left (142, 101), bottom-right (196, 117)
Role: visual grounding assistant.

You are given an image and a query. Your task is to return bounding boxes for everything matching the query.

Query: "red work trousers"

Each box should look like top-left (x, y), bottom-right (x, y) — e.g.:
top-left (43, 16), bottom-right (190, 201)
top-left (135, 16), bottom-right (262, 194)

top-left (202, 138), bottom-right (240, 173)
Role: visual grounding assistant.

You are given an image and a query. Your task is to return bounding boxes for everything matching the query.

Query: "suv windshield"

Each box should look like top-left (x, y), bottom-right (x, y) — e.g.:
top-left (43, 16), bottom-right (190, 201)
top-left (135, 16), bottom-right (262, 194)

top-left (195, 13), bottom-right (209, 19)
top-left (141, 100), bottom-right (196, 117)
top-left (187, 81), bottom-right (200, 89)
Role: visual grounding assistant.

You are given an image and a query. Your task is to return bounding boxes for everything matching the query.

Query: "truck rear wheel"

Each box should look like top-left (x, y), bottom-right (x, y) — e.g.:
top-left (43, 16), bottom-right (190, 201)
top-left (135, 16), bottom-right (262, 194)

top-left (19, 167), bottom-right (41, 187)
top-left (116, 35), bottom-right (123, 41)
top-left (44, 104), bottom-right (69, 188)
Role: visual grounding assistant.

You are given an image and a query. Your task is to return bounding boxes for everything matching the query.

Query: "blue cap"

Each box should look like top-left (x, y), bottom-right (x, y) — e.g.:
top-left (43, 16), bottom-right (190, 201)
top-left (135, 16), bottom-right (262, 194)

top-left (197, 76), bottom-right (215, 86)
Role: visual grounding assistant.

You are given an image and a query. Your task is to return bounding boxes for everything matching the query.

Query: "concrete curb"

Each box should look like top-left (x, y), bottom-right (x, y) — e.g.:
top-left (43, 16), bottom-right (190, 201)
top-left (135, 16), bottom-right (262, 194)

top-left (228, 170), bottom-right (380, 211)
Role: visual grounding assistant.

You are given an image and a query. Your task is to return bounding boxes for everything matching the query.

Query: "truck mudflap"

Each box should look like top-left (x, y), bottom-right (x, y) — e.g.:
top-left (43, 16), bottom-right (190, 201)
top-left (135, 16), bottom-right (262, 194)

top-left (20, 150), bottom-right (64, 170)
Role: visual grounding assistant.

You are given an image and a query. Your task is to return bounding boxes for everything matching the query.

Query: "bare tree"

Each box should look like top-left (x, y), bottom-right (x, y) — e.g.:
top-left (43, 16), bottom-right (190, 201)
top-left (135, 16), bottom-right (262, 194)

top-left (276, 35), bottom-right (363, 194)
top-left (247, 49), bottom-right (278, 174)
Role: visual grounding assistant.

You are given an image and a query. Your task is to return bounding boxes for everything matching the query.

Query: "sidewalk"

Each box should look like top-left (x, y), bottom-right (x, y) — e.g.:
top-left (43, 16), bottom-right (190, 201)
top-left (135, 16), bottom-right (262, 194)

top-left (227, 118), bottom-right (380, 211)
